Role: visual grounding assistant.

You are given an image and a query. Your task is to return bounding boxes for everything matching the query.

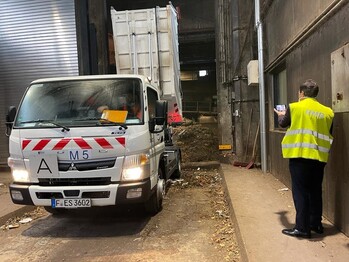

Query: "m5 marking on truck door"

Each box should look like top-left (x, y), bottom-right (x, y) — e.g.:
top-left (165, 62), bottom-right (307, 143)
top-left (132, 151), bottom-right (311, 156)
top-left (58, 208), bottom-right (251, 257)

top-left (29, 154), bottom-right (59, 178)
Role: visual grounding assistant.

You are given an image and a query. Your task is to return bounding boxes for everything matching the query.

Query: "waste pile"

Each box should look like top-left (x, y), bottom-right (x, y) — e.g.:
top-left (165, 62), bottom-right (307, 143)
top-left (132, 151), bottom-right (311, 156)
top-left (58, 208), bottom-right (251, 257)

top-left (172, 121), bottom-right (219, 163)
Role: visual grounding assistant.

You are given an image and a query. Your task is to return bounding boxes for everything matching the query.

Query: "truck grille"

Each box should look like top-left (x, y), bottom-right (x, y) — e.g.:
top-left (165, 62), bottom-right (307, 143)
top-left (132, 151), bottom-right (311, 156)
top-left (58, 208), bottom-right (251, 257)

top-left (36, 192), bottom-right (63, 199)
top-left (58, 159), bottom-right (116, 172)
top-left (82, 191), bottom-right (110, 198)
top-left (35, 191), bottom-right (110, 199)
top-left (38, 177), bottom-right (111, 186)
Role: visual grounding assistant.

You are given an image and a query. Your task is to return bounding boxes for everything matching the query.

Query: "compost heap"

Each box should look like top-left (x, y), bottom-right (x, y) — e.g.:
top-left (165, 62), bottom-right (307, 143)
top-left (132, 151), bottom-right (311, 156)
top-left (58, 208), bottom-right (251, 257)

top-left (173, 122), bottom-right (219, 163)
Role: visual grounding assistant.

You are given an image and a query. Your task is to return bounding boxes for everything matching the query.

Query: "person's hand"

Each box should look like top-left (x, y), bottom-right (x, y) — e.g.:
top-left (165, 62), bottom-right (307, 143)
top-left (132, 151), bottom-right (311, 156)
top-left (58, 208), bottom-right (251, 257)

top-left (97, 105), bottom-right (109, 113)
top-left (274, 108), bottom-right (286, 116)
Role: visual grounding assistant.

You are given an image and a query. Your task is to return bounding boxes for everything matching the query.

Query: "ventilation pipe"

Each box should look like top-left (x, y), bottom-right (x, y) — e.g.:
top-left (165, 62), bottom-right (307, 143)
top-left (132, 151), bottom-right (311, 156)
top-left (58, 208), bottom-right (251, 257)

top-left (255, 0), bottom-right (267, 173)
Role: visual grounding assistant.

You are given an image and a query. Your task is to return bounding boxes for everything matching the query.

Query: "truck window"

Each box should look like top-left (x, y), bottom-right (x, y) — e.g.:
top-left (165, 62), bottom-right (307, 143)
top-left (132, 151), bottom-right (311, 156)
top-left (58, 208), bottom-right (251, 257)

top-left (15, 78), bottom-right (143, 128)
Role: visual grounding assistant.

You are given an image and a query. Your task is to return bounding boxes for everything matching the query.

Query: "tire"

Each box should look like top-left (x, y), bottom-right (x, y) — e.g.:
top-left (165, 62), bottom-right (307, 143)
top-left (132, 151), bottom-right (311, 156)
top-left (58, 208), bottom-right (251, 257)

top-left (44, 206), bottom-right (67, 216)
top-left (145, 168), bottom-right (165, 215)
top-left (171, 154), bottom-right (182, 179)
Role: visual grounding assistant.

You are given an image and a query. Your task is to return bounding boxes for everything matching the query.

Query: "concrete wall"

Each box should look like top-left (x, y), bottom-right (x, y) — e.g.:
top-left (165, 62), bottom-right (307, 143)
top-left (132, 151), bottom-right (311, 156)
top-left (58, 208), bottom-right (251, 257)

top-left (265, 0), bottom-right (349, 235)
top-left (264, 0), bottom-right (334, 64)
top-left (215, 0), bottom-right (233, 154)
top-left (215, 0), bottom-right (260, 161)
top-left (232, 0), bottom-right (260, 161)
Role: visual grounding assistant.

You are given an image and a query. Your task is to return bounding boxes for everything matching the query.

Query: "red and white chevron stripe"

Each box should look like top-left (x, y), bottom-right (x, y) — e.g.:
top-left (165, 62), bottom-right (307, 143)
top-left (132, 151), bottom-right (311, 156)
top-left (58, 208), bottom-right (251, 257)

top-left (21, 137), bottom-right (126, 151)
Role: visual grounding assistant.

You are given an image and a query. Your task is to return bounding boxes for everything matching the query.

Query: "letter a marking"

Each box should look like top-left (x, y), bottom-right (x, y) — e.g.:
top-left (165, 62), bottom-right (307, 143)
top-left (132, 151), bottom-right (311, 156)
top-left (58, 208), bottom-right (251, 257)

top-left (37, 158), bottom-right (52, 174)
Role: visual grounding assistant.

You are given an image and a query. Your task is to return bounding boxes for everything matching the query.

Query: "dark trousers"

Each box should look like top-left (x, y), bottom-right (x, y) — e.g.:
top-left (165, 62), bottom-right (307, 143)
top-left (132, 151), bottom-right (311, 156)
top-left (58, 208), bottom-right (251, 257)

top-left (289, 158), bottom-right (326, 232)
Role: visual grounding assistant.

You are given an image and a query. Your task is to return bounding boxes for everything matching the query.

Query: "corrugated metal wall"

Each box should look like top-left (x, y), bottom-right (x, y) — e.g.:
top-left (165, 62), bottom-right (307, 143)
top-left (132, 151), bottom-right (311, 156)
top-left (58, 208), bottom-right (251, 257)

top-left (0, 0), bottom-right (79, 166)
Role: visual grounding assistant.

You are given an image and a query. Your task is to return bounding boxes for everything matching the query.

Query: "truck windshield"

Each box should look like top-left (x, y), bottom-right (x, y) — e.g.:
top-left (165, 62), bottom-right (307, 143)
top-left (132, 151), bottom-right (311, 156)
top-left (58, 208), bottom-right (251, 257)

top-left (14, 78), bottom-right (143, 128)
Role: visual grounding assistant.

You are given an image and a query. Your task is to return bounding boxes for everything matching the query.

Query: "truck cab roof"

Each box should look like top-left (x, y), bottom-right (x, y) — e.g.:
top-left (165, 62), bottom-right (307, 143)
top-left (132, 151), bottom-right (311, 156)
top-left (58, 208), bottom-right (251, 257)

top-left (30, 74), bottom-right (152, 85)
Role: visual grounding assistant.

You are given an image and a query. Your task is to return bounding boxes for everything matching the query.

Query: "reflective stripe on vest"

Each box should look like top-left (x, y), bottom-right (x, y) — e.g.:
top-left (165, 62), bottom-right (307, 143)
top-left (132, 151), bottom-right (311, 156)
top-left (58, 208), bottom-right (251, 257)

top-left (282, 142), bottom-right (330, 153)
top-left (285, 129), bottom-right (333, 144)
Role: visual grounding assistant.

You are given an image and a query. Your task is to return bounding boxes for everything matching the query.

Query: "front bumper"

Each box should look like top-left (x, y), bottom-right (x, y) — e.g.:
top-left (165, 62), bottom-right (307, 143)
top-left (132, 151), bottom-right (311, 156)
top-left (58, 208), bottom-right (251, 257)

top-left (9, 179), bottom-right (152, 207)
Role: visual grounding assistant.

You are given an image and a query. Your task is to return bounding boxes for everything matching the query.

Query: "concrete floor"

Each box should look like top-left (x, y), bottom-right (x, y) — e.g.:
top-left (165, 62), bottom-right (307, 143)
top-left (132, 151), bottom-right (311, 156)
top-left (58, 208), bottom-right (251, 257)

top-left (221, 164), bottom-right (349, 262)
top-left (2, 166), bottom-right (349, 261)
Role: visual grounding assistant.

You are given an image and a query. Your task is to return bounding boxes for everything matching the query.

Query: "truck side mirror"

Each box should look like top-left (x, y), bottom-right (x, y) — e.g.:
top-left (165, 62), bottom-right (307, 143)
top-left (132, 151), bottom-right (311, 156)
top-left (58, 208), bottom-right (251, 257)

top-left (149, 101), bottom-right (168, 133)
top-left (5, 106), bottom-right (16, 137)
top-left (155, 100), bottom-right (168, 125)
top-left (149, 118), bottom-right (156, 133)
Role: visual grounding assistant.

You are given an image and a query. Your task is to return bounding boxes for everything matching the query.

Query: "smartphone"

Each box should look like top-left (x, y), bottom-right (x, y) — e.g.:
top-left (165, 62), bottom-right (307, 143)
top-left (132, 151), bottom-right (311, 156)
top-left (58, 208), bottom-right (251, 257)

top-left (275, 104), bottom-right (286, 111)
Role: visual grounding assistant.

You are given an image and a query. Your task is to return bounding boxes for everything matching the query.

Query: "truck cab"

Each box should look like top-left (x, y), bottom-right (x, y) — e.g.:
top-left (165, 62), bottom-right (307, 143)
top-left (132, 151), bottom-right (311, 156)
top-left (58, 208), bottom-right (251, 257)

top-left (6, 74), bottom-right (181, 215)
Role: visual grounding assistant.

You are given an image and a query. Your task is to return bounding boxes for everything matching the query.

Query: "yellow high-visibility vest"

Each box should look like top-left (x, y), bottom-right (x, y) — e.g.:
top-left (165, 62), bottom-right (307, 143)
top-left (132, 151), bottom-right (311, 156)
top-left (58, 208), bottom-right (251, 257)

top-left (281, 98), bottom-right (334, 162)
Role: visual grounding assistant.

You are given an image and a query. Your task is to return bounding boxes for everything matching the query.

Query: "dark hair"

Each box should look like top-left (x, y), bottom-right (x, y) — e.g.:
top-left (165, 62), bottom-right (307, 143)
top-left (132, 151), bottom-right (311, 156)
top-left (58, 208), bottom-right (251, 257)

top-left (299, 79), bottom-right (319, 97)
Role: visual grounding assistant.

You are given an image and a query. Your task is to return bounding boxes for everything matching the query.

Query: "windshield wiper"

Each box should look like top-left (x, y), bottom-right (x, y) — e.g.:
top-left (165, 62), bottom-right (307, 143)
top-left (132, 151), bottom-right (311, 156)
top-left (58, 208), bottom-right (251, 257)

top-left (20, 119), bottom-right (70, 132)
top-left (74, 117), bottom-right (128, 129)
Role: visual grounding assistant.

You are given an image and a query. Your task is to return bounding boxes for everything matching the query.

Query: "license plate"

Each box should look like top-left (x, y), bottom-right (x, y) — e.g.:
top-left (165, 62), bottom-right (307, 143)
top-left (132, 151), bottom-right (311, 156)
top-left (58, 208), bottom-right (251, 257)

top-left (51, 198), bottom-right (91, 208)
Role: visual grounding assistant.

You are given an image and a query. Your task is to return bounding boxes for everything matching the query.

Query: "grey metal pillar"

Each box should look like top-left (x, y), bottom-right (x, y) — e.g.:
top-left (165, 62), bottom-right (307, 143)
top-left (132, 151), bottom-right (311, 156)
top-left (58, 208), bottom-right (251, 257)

top-left (255, 0), bottom-right (267, 173)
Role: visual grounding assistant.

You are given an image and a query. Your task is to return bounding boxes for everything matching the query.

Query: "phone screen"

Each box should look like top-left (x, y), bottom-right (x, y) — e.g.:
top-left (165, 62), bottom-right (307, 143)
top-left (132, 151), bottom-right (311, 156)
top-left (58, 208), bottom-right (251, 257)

top-left (276, 104), bottom-right (286, 111)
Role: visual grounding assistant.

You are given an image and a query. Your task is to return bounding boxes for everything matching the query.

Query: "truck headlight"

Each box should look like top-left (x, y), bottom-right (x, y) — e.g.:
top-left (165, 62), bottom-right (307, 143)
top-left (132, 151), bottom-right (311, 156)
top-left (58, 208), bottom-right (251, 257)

top-left (8, 157), bottom-right (30, 183)
top-left (122, 153), bottom-right (149, 181)
top-left (123, 167), bottom-right (143, 180)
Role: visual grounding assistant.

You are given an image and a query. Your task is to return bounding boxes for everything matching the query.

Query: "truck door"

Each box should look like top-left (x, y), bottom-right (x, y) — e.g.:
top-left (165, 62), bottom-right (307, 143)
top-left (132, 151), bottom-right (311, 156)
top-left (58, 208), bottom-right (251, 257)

top-left (147, 86), bottom-right (164, 178)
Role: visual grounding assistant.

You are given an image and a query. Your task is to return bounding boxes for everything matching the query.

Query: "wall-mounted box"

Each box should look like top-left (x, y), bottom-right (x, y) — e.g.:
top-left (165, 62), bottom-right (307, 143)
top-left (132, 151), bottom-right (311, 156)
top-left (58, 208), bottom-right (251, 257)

top-left (247, 60), bottom-right (259, 86)
top-left (331, 43), bottom-right (349, 112)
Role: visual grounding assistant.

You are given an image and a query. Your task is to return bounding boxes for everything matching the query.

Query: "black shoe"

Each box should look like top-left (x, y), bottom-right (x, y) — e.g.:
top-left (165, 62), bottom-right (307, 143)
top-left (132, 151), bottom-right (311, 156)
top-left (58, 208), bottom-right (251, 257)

top-left (282, 228), bottom-right (311, 238)
top-left (310, 225), bottom-right (324, 234)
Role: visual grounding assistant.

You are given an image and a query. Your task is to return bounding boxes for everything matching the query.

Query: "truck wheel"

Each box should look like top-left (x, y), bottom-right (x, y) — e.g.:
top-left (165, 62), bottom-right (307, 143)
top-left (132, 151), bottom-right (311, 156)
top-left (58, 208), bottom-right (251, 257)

top-left (44, 206), bottom-right (66, 216)
top-left (145, 169), bottom-right (165, 215)
top-left (171, 155), bottom-right (182, 179)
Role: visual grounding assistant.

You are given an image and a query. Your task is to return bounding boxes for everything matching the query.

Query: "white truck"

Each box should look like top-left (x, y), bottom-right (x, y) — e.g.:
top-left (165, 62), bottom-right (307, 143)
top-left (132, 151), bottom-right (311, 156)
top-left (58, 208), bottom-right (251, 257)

top-left (5, 4), bottom-right (182, 215)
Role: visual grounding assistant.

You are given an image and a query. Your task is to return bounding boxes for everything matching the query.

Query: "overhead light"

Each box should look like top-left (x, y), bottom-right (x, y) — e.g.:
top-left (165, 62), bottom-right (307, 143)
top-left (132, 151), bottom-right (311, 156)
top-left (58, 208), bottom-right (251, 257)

top-left (199, 70), bottom-right (207, 77)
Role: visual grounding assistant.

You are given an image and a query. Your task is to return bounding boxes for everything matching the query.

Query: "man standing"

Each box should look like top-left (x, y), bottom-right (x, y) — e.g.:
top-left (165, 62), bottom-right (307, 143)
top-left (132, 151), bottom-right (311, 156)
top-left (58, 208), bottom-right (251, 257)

top-left (274, 79), bottom-right (334, 238)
